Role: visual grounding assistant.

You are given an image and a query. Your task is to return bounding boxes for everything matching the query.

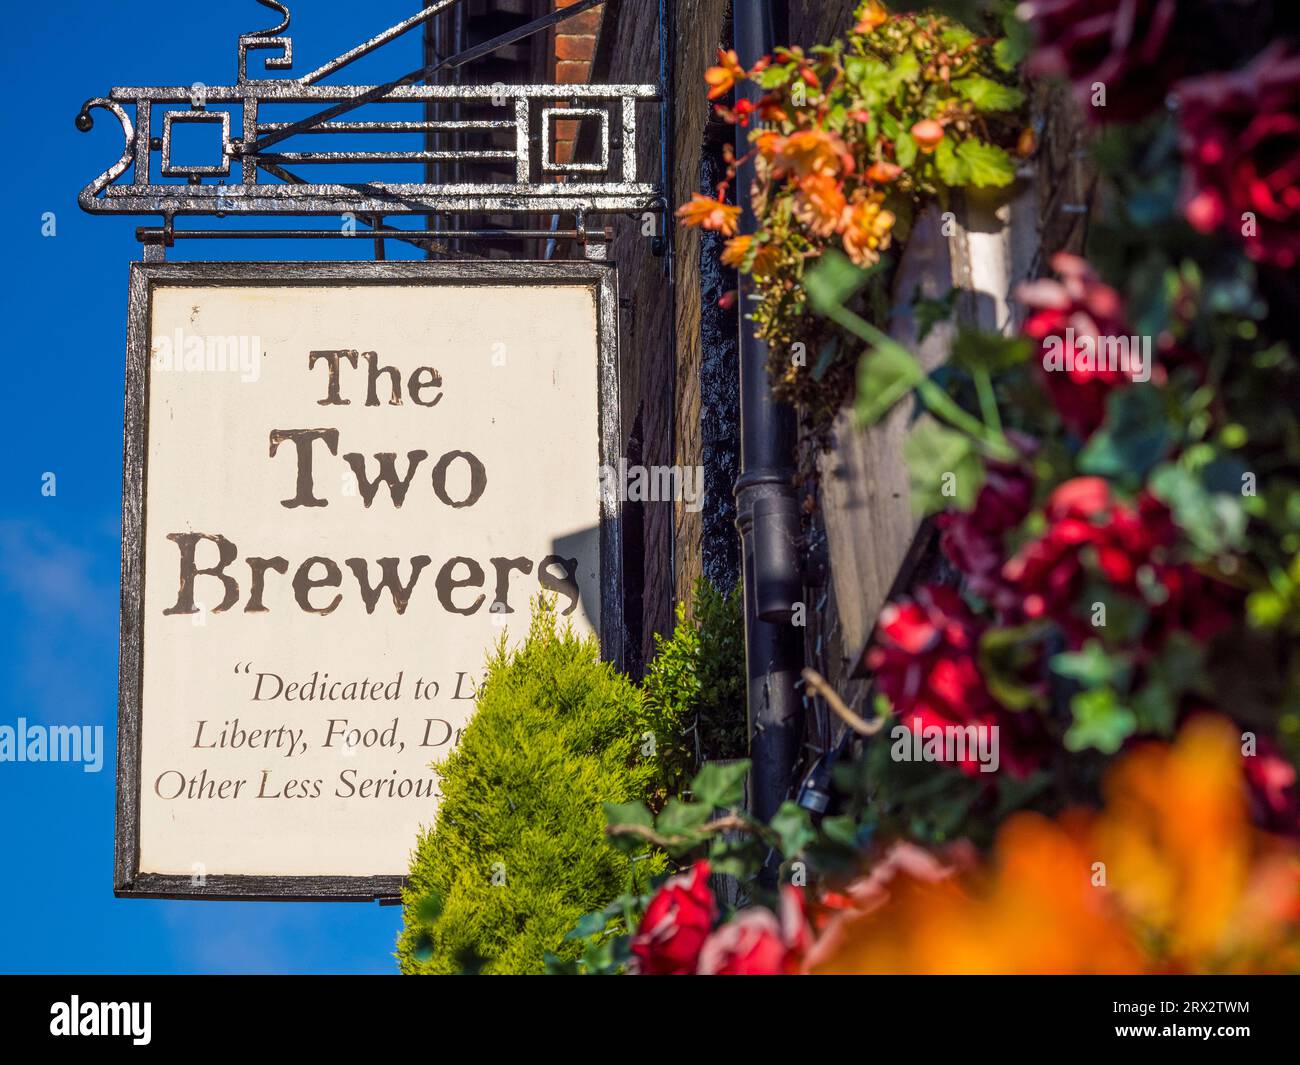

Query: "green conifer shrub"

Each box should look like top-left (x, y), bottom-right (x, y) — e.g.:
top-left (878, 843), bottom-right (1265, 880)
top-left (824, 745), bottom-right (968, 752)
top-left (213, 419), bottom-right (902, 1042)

top-left (640, 579), bottom-right (747, 803)
top-left (397, 605), bottom-right (654, 974)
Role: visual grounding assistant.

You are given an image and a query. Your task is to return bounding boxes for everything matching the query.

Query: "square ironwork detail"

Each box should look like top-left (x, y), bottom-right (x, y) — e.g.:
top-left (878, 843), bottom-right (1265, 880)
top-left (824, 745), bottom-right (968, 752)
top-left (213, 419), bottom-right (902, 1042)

top-left (160, 110), bottom-right (232, 177)
top-left (540, 106), bottom-right (609, 174)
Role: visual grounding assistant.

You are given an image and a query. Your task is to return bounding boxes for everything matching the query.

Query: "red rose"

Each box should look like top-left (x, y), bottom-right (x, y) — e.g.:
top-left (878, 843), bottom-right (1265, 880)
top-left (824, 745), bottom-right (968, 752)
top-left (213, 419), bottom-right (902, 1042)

top-left (697, 887), bottom-right (810, 975)
top-left (629, 860), bottom-right (716, 975)
top-left (1017, 253), bottom-right (1145, 439)
top-left (1021, 0), bottom-right (1188, 123)
top-left (1176, 46), bottom-right (1300, 268)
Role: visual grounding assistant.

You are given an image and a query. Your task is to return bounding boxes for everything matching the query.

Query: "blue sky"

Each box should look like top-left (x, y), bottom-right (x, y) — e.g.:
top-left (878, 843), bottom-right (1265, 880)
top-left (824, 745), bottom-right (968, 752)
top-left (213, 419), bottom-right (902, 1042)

top-left (0, 0), bottom-right (458, 974)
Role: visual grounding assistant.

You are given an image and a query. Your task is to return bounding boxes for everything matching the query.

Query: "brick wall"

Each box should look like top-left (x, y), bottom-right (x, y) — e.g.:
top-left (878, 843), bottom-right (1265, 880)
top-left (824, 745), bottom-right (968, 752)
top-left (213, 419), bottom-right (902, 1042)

top-left (552, 1), bottom-right (605, 163)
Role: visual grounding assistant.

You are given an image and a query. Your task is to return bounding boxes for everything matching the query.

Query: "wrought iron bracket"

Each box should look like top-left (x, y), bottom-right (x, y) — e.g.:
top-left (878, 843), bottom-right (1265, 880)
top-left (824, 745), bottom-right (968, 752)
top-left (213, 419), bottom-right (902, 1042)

top-left (76, 1), bottom-right (663, 242)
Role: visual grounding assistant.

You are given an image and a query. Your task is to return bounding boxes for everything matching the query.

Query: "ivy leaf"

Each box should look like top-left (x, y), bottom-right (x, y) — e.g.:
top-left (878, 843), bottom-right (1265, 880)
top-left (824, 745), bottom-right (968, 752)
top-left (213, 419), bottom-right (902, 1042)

top-left (1051, 641), bottom-right (1132, 689)
top-left (1130, 632), bottom-right (1207, 735)
top-left (994, 10), bottom-right (1032, 73)
top-left (1079, 384), bottom-right (1172, 482)
top-left (956, 139), bottom-right (1017, 188)
top-left (656, 797), bottom-right (712, 838)
top-left (769, 801), bottom-right (817, 858)
top-left (1065, 687), bottom-right (1137, 754)
top-left (856, 342), bottom-right (925, 426)
top-left (690, 759), bottom-right (750, 809)
top-left (904, 420), bottom-right (986, 514)
top-left (951, 327), bottom-right (1031, 372)
top-left (819, 815), bottom-right (860, 848)
top-left (952, 75), bottom-right (1025, 112)
top-left (806, 249), bottom-right (871, 315)
top-left (603, 799), bottom-right (653, 829)
top-left (564, 910), bottom-right (611, 941)
top-left (1149, 461), bottom-right (1247, 556)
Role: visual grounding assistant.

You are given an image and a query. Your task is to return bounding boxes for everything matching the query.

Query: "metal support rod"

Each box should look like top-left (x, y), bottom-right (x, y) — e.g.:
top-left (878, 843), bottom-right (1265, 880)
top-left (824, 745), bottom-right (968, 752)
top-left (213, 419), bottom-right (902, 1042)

top-left (732, 0), bottom-right (804, 832)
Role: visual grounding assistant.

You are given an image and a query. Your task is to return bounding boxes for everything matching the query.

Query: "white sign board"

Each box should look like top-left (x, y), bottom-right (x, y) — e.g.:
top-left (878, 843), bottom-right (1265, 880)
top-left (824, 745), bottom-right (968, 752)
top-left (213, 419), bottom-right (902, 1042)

top-left (116, 261), bottom-right (622, 898)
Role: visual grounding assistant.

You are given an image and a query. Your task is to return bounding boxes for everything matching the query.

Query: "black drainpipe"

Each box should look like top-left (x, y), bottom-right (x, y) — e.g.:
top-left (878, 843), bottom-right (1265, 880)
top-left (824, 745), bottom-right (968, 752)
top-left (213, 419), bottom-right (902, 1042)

top-left (732, 0), bottom-right (804, 832)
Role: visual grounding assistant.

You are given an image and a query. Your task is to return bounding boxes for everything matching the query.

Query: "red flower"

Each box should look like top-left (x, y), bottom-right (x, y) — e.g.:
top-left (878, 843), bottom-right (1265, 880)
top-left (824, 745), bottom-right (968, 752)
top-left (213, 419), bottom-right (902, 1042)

top-left (1017, 253), bottom-right (1143, 439)
top-left (1020, 0), bottom-right (1188, 123)
top-left (697, 887), bottom-right (811, 975)
top-left (629, 860), bottom-right (716, 974)
top-left (1176, 47), bottom-right (1300, 269)
top-left (1003, 477), bottom-right (1170, 630)
top-left (937, 451), bottom-right (1035, 614)
top-left (867, 585), bottom-right (992, 724)
top-left (1244, 737), bottom-right (1300, 838)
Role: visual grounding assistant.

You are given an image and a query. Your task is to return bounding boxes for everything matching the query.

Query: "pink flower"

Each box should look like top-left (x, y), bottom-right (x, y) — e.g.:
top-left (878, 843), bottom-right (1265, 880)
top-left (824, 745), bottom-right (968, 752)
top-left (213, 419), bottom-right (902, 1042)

top-left (697, 887), bottom-right (810, 975)
top-left (1017, 253), bottom-right (1143, 439)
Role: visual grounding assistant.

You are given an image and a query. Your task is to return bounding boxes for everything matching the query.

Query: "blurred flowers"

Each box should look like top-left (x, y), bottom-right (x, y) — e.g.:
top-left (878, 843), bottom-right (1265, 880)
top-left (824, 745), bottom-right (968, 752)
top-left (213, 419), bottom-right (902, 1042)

top-left (1176, 46), bottom-right (1300, 269)
top-left (705, 49), bottom-right (747, 100)
top-left (697, 888), bottom-right (810, 975)
top-left (1021, 0), bottom-right (1189, 123)
top-left (866, 584), bottom-right (1047, 777)
top-left (676, 193), bottom-right (741, 236)
top-left (809, 717), bottom-right (1300, 973)
top-left (1017, 253), bottom-right (1139, 438)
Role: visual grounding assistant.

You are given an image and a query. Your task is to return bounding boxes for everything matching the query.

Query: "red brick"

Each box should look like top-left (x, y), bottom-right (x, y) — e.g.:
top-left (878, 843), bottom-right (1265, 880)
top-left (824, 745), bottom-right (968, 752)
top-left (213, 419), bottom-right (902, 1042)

top-left (556, 60), bottom-right (591, 84)
top-left (556, 33), bottom-right (597, 61)
top-left (562, 8), bottom-right (603, 35)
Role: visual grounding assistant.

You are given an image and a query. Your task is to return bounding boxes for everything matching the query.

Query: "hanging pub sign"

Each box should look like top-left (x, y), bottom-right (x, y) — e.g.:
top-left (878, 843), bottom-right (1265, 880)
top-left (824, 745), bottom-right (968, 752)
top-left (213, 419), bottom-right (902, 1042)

top-left (115, 261), bottom-right (623, 898)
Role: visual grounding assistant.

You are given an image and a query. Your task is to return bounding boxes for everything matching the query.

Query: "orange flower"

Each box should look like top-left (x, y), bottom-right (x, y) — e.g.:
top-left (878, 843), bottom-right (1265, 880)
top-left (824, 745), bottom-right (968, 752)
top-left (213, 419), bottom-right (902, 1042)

top-left (757, 95), bottom-right (790, 123)
top-left (722, 235), bottom-right (780, 277)
top-left (773, 128), bottom-right (854, 181)
top-left (809, 717), bottom-right (1300, 974)
top-left (840, 190), bottom-right (896, 266)
top-left (676, 193), bottom-right (741, 235)
top-left (793, 173), bottom-right (847, 237)
top-left (705, 48), bottom-right (747, 100)
top-left (911, 119), bottom-right (945, 153)
top-left (865, 160), bottom-right (903, 183)
top-left (720, 234), bottom-right (753, 268)
top-left (854, 0), bottom-right (889, 33)
top-left (753, 130), bottom-right (785, 161)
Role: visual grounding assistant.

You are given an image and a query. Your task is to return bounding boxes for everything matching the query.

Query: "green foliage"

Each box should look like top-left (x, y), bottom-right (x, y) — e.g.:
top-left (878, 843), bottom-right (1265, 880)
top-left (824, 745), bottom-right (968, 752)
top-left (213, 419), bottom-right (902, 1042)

top-left (397, 604), bottom-right (658, 975)
top-left (640, 579), bottom-right (747, 802)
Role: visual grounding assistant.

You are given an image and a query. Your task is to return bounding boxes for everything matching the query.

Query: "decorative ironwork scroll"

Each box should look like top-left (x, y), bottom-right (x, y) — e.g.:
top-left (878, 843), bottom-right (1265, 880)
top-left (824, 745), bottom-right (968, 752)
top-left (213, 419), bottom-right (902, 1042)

top-left (76, 1), bottom-right (661, 224)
